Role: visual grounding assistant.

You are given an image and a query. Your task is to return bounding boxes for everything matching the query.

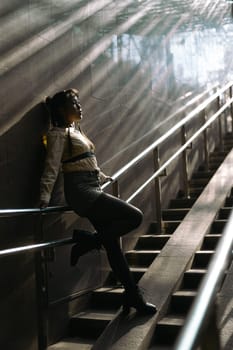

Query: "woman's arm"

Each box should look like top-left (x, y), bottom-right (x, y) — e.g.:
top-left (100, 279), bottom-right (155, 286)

top-left (99, 171), bottom-right (113, 184)
top-left (40, 128), bottom-right (66, 207)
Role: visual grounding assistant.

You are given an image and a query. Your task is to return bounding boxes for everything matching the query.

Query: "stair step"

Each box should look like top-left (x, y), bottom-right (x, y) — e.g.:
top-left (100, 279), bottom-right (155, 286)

top-left (162, 209), bottom-right (189, 220)
top-left (218, 207), bottom-right (232, 219)
top-left (169, 198), bottom-right (196, 209)
top-left (106, 267), bottom-right (147, 285)
top-left (169, 290), bottom-right (197, 314)
top-left (210, 150), bottom-right (229, 157)
top-left (191, 250), bottom-right (215, 268)
top-left (222, 145), bottom-right (233, 151)
top-left (126, 250), bottom-right (160, 267)
top-left (201, 234), bottom-right (221, 249)
top-left (189, 187), bottom-right (204, 196)
top-left (225, 196), bottom-right (233, 207)
top-left (152, 315), bottom-right (185, 345)
top-left (149, 346), bottom-right (173, 350)
top-left (223, 138), bottom-right (233, 144)
top-left (70, 309), bottom-right (116, 338)
top-left (192, 170), bottom-right (215, 179)
top-left (208, 163), bottom-right (222, 170)
top-left (48, 337), bottom-right (94, 350)
top-left (209, 159), bottom-right (223, 166)
top-left (211, 220), bottom-right (227, 233)
top-left (189, 178), bottom-right (210, 187)
top-left (136, 235), bottom-right (171, 250)
top-left (181, 269), bottom-right (206, 289)
top-left (163, 221), bottom-right (181, 234)
top-left (209, 154), bottom-right (226, 162)
top-left (91, 287), bottom-right (124, 309)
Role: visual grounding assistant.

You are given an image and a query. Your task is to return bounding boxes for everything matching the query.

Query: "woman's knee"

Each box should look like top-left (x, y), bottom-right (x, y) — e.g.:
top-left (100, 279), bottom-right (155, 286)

top-left (131, 207), bottom-right (143, 229)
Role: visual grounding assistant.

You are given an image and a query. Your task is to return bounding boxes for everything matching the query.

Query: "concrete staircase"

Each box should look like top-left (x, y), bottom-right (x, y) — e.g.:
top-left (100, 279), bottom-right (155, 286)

top-left (48, 134), bottom-right (233, 350)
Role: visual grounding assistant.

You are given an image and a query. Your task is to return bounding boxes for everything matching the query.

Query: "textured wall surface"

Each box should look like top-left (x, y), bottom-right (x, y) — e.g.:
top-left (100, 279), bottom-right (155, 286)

top-left (1, 1), bottom-right (233, 349)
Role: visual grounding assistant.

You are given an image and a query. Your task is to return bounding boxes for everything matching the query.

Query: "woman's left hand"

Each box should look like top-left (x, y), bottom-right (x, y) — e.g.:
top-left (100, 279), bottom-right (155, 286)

top-left (103, 176), bottom-right (114, 183)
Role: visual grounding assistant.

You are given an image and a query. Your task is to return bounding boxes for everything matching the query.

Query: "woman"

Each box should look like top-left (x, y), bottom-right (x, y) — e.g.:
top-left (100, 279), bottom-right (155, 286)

top-left (40, 88), bottom-right (157, 314)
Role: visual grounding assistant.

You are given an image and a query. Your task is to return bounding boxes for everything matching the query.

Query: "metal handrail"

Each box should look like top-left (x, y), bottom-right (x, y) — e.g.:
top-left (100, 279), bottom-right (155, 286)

top-left (174, 209), bottom-right (233, 350)
top-left (0, 205), bottom-right (70, 217)
top-left (126, 95), bottom-right (233, 203)
top-left (103, 80), bottom-right (233, 187)
top-left (0, 237), bottom-right (74, 257)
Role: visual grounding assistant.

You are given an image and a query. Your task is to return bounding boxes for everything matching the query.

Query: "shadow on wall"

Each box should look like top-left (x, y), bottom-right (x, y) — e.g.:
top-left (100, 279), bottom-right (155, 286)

top-left (0, 102), bottom-right (52, 209)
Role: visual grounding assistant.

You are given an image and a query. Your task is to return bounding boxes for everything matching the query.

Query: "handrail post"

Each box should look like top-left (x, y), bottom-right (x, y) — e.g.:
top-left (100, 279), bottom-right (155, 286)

top-left (181, 125), bottom-right (190, 198)
top-left (229, 85), bottom-right (233, 134)
top-left (112, 180), bottom-right (120, 198)
top-left (35, 216), bottom-right (48, 350)
top-left (153, 147), bottom-right (163, 233)
top-left (217, 96), bottom-right (224, 151)
top-left (202, 109), bottom-right (210, 170)
top-left (112, 180), bottom-right (123, 249)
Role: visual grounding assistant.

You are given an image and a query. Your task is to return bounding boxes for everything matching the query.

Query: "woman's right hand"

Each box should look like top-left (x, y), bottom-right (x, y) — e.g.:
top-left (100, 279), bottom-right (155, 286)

top-left (39, 200), bottom-right (49, 209)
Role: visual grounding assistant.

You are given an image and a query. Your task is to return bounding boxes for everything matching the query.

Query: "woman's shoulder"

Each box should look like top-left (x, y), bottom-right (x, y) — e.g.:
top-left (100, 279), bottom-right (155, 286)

top-left (47, 127), bottom-right (66, 141)
top-left (48, 126), bottom-right (66, 135)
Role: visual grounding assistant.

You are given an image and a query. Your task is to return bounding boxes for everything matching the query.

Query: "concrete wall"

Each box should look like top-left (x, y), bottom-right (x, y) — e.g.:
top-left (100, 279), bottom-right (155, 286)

top-left (1, 1), bottom-right (233, 349)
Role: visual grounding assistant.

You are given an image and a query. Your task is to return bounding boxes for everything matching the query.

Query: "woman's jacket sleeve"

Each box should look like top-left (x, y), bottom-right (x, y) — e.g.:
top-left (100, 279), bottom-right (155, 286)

top-left (40, 128), bottom-right (66, 205)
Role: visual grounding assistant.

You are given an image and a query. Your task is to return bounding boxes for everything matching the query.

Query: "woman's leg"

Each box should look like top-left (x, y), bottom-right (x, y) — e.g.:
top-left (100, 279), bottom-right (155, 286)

top-left (86, 193), bottom-right (156, 314)
top-left (87, 192), bottom-right (143, 239)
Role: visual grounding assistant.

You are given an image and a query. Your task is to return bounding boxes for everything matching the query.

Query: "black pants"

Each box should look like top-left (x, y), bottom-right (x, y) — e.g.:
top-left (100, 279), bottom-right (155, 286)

top-left (86, 192), bottom-right (143, 292)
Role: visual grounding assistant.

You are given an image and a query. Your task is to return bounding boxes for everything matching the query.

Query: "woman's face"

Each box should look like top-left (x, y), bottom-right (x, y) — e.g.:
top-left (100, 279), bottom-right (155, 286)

top-left (64, 92), bottom-right (83, 123)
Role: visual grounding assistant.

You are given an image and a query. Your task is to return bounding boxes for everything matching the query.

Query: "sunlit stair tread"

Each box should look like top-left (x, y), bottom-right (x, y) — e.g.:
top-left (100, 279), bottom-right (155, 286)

top-left (162, 208), bottom-right (189, 212)
top-left (204, 234), bottom-right (221, 237)
top-left (195, 249), bottom-right (215, 254)
top-left (129, 266), bottom-right (147, 273)
top-left (93, 287), bottom-right (124, 294)
top-left (73, 309), bottom-right (116, 320)
top-left (149, 346), bottom-right (172, 350)
top-left (127, 249), bottom-right (160, 254)
top-left (157, 315), bottom-right (185, 326)
top-left (172, 290), bottom-right (197, 297)
top-left (47, 337), bottom-right (94, 350)
top-left (185, 268), bottom-right (207, 273)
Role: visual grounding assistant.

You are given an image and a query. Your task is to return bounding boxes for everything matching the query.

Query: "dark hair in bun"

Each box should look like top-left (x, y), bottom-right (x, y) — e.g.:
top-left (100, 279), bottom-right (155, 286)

top-left (44, 89), bottom-right (79, 127)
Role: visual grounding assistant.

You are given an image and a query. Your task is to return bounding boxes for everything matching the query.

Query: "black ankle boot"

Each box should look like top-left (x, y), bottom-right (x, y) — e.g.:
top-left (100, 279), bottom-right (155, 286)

top-left (122, 287), bottom-right (157, 315)
top-left (70, 229), bottom-right (101, 266)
